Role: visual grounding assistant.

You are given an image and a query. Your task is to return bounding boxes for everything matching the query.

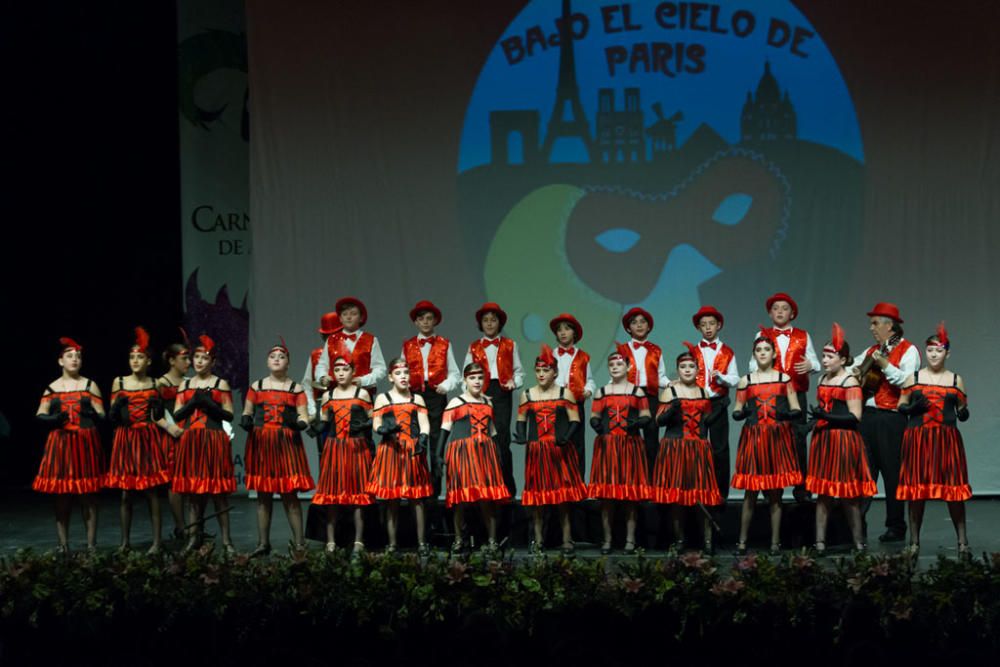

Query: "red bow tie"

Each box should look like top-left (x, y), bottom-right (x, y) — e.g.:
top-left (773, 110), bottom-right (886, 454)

top-left (483, 338), bottom-right (499, 348)
top-left (700, 341), bottom-right (717, 350)
top-left (773, 328), bottom-right (791, 338)
top-left (342, 333), bottom-right (358, 342)
top-left (632, 341), bottom-right (648, 350)
top-left (420, 336), bottom-right (437, 346)
top-left (558, 347), bottom-right (575, 357)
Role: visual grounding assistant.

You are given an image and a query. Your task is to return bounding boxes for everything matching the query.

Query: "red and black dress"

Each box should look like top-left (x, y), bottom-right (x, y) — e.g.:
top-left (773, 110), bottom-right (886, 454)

top-left (518, 388), bottom-right (587, 506)
top-left (33, 381), bottom-right (106, 494)
top-left (896, 372), bottom-right (971, 501)
top-left (806, 379), bottom-right (876, 498)
top-left (443, 398), bottom-right (511, 507)
top-left (588, 387), bottom-right (649, 501)
top-left (313, 388), bottom-right (373, 505)
top-left (731, 375), bottom-right (802, 491)
top-left (156, 377), bottom-right (181, 469)
top-left (244, 381), bottom-right (315, 494)
top-left (171, 378), bottom-right (236, 494)
top-left (367, 393), bottom-right (434, 500)
top-left (650, 386), bottom-right (721, 505)
top-left (106, 379), bottom-right (172, 490)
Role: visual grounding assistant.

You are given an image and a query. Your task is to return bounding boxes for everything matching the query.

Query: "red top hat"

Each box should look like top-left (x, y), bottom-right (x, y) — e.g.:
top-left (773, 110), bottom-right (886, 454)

top-left (692, 305), bottom-right (725, 328)
top-left (549, 313), bottom-right (583, 343)
top-left (622, 306), bottom-right (654, 333)
top-left (475, 302), bottom-right (508, 331)
top-left (765, 292), bottom-right (798, 320)
top-left (335, 297), bottom-right (368, 327)
top-left (867, 302), bottom-right (903, 323)
top-left (318, 312), bottom-right (342, 335)
top-left (409, 300), bottom-right (442, 324)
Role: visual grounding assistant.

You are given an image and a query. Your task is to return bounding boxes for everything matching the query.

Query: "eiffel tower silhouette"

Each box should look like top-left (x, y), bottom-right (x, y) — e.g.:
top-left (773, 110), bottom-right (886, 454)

top-left (542, 0), bottom-right (595, 163)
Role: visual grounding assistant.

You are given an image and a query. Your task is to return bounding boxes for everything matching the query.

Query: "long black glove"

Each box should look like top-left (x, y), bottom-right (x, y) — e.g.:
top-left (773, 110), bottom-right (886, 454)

top-left (589, 416), bottom-right (606, 435)
top-left (349, 415), bottom-right (372, 438)
top-left (807, 405), bottom-right (857, 427)
top-left (414, 433), bottom-right (429, 457)
top-left (148, 394), bottom-right (165, 421)
top-left (79, 395), bottom-right (102, 422)
top-left (957, 405), bottom-right (970, 422)
top-left (173, 398), bottom-right (197, 422)
top-left (705, 396), bottom-right (731, 426)
top-left (656, 399), bottom-right (680, 426)
top-left (511, 420), bottom-right (527, 444)
top-left (282, 405), bottom-right (308, 431)
top-left (433, 429), bottom-right (450, 479)
top-left (109, 394), bottom-right (129, 426)
top-left (557, 421), bottom-right (579, 447)
top-left (625, 415), bottom-right (651, 434)
top-left (36, 397), bottom-right (69, 430)
top-left (239, 414), bottom-right (254, 432)
top-left (197, 391), bottom-right (233, 423)
top-left (306, 417), bottom-right (322, 439)
top-left (775, 407), bottom-right (802, 422)
top-left (732, 397), bottom-right (757, 421)
top-left (897, 392), bottom-right (929, 416)
top-left (376, 412), bottom-right (401, 436)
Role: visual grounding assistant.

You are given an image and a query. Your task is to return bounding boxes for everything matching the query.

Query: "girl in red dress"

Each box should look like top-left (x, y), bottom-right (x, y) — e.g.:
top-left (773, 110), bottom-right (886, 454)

top-left (368, 358), bottom-right (434, 555)
top-left (33, 337), bottom-right (107, 553)
top-left (240, 339), bottom-right (314, 556)
top-left (106, 327), bottom-right (182, 554)
top-left (313, 344), bottom-right (374, 554)
top-left (652, 343), bottom-right (724, 553)
top-left (896, 324), bottom-right (971, 558)
top-left (732, 329), bottom-right (802, 555)
top-left (171, 335), bottom-right (236, 554)
top-left (513, 344), bottom-right (585, 556)
top-left (156, 331), bottom-right (192, 539)
top-left (438, 363), bottom-right (512, 556)
top-left (589, 344), bottom-right (651, 555)
top-left (805, 324), bottom-right (874, 555)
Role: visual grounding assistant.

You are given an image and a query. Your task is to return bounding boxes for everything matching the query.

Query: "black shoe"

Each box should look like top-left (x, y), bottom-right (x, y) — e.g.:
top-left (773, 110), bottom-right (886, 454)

top-left (792, 487), bottom-right (813, 504)
top-left (878, 529), bottom-right (906, 543)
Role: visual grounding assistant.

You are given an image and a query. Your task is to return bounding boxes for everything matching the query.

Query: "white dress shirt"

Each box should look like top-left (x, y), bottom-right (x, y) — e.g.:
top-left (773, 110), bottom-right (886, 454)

top-left (301, 356), bottom-right (319, 417)
top-left (554, 346), bottom-right (595, 398)
top-left (629, 338), bottom-right (669, 389)
top-left (697, 338), bottom-right (740, 397)
top-left (462, 336), bottom-right (525, 389)
top-left (315, 329), bottom-right (387, 389)
top-left (403, 335), bottom-right (461, 393)
top-left (748, 327), bottom-right (819, 378)
top-left (852, 339), bottom-right (921, 408)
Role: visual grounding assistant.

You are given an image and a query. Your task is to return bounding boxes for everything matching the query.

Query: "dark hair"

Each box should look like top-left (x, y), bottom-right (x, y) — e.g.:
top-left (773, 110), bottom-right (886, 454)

top-left (387, 356), bottom-right (408, 371)
top-left (752, 336), bottom-right (775, 352)
top-left (676, 352), bottom-right (697, 366)
top-left (162, 343), bottom-right (189, 364)
top-left (463, 362), bottom-right (485, 378)
top-left (825, 341), bottom-right (852, 366)
top-left (925, 334), bottom-right (949, 350)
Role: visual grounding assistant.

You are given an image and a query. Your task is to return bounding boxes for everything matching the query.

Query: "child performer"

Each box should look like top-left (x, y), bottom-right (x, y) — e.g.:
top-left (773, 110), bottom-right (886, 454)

top-left (651, 343), bottom-right (724, 553)
top-left (313, 343), bottom-right (374, 554)
top-left (589, 344), bottom-right (651, 555)
top-left (171, 335), bottom-right (236, 554)
top-left (618, 307), bottom-right (667, 469)
top-left (749, 293), bottom-right (818, 502)
top-left (240, 339), bottom-right (314, 556)
top-left (732, 328), bottom-right (803, 555)
top-left (550, 313), bottom-right (594, 477)
top-left (403, 300), bottom-right (460, 495)
top-left (513, 344), bottom-right (586, 556)
top-left (437, 363), bottom-right (512, 555)
top-left (805, 324), bottom-right (875, 555)
top-left (465, 302), bottom-right (524, 495)
top-left (367, 358), bottom-right (434, 555)
top-left (690, 306), bottom-right (739, 509)
top-left (316, 297), bottom-right (386, 401)
top-left (106, 327), bottom-right (182, 554)
top-left (302, 311), bottom-right (342, 424)
top-left (157, 331), bottom-right (192, 539)
top-left (896, 324), bottom-right (972, 558)
top-left (33, 337), bottom-right (106, 553)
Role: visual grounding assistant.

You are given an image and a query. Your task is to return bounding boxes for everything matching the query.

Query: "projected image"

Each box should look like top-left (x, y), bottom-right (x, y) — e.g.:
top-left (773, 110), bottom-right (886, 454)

top-left (458, 0), bottom-right (863, 373)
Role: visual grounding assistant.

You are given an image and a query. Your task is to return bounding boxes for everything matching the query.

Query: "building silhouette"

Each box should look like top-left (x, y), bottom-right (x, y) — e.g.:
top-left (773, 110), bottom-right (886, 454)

top-left (647, 102), bottom-right (683, 161)
top-left (740, 61), bottom-right (796, 143)
top-left (596, 87), bottom-right (644, 163)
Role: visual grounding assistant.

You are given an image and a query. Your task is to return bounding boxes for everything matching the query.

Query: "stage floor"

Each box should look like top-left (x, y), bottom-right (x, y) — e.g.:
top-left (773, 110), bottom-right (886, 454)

top-left (1, 489), bottom-right (996, 565)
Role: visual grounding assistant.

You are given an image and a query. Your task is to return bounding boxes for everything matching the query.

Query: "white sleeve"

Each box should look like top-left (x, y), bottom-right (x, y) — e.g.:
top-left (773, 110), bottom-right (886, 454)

top-left (884, 346), bottom-right (920, 386)
top-left (358, 337), bottom-right (386, 387)
top-left (804, 333), bottom-right (820, 374)
top-left (512, 341), bottom-right (524, 389)
top-left (657, 353), bottom-right (669, 388)
top-left (463, 346), bottom-right (473, 368)
top-left (720, 355), bottom-right (740, 387)
top-left (584, 361), bottom-right (596, 396)
top-left (747, 336), bottom-right (759, 373)
top-left (853, 350), bottom-right (868, 369)
top-left (302, 358), bottom-right (317, 417)
top-left (315, 343), bottom-right (330, 383)
top-left (442, 342), bottom-right (461, 393)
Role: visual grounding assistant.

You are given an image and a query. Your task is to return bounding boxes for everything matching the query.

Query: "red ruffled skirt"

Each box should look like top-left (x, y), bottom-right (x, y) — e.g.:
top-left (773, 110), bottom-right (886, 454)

top-left (313, 436), bottom-right (373, 505)
top-left (367, 435), bottom-right (434, 500)
top-left (521, 438), bottom-right (587, 506)
top-left (731, 423), bottom-right (803, 491)
top-left (171, 428), bottom-right (236, 495)
top-left (897, 425), bottom-right (971, 501)
top-left (33, 427), bottom-right (106, 494)
top-left (650, 437), bottom-right (722, 505)
top-left (444, 436), bottom-right (512, 507)
top-left (244, 426), bottom-right (315, 493)
top-left (588, 432), bottom-right (649, 501)
top-left (105, 424), bottom-right (172, 490)
top-left (806, 428), bottom-right (876, 498)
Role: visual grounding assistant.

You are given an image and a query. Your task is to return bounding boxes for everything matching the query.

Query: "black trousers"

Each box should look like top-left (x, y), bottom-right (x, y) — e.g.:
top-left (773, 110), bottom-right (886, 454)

top-left (571, 399), bottom-right (587, 479)
top-left (641, 393), bottom-right (660, 471)
top-left (419, 389), bottom-right (447, 497)
top-left (485, 379), bottom-right (516, 495)
top-left (792, 390), bottom-right (809, 490)
top-left (708, 395), bottom-right (731, 508)
top-left (860, 407), bottom-right (906, 533)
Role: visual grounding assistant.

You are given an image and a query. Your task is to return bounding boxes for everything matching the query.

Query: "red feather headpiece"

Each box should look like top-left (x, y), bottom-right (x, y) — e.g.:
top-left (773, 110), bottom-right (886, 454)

top-left (132, 326), bottom-right (150, 354)
top-left (933, 321), bottom-right (950, 349)
top-left (754, 325), bottom-right (775, 348)
top-left (608, 341), bottom-right (631, 363)
top-left (178, 327), bottom-right (191, 355)
top-left (823, 322), bottom-right (845, 355)
top-left (330, 339), bottom-right (353, 368)
top-left (196, 334), bottom-right (216, 357)
top-left (59, 337), bottom-right (82, 353)
top-left (678, 340), bottom-right (699, 364)
top-left (269, 335), bottom-right (290, 357)
top-left (535, 343), bottom-right (557, 369)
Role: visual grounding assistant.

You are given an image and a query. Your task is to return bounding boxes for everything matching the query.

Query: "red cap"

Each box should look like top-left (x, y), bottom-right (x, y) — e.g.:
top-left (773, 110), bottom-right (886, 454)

top-left (622, 307), bottom-right (654, 333)
top-left (549, 313), bottom-right (583, 343)
top-left (318, 312), bottom-right (342, 335)
top-left (409, 300), bottom-right (442, 324)
top-left (132, 326), bottom-right (150, 354)
top-left (335, 297), bottom-right (368, 327)
top-left (766, 292), bottom-right (798, 320)
top-left (867, 302), bottom-right (903, 323)
top-left (475, 302), bottom-right (508, 331)
top-left (692, 305), bottom-right (725, 328)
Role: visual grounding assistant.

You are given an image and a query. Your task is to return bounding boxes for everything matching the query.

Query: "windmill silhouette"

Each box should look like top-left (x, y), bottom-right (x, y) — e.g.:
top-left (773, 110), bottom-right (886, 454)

top-left (541, 0), bottom-right (595, 163)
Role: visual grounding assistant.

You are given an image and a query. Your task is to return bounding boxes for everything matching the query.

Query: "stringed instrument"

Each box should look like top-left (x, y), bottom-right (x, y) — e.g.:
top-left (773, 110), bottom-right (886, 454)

top-left (857, 343), bottom-right (889, 399)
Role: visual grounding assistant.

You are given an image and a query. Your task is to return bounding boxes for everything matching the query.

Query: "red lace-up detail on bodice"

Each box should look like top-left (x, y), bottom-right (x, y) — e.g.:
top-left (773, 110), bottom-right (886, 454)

top-left (680, 399), bottom-right (711, 439)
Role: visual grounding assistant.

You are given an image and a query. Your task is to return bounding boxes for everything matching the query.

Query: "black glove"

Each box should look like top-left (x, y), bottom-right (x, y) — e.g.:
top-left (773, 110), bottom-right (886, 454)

top-left (376, 413), bottom-right (401, 436)
top-left (808, 405), bottom-right (857, 427)
top-left (306, 417), bottom-right (321, 439)
top-left (36, 397), bottom-right (69, 430)
top-left (898, 392), bottom-right (929, 416)
top-left (705, 397), bottom-right (730, 426)
top-left (148, 394), bottom-right (165, 421)
top-left (192, 388), bottom-right (213, 408)
top-left (512, 420), bottom-right (527, 444)
top-left (431, 453), bottom-right (444, 481)
top-left (197, 393), bottom-right (233, 423)
top-left (79, 395), bottom-right (101, 421)
top-left (957, 405), bottom-right (970, 422)
top-left (775, 408), bottom-right (801, 422)
top-left (589, 416), bottom-right (606, 435)
top-left (173, 399), bottom-right (197, 422)
top-left (656, 399), bottom-right (680, 426)
top-left (282, 405), bottom-right (307, 431)
top-left (626, 415), bottom-right (651, 434)
top-left (109, 394), bottom-right (129, 426)
top-left (349, 416), bottom-right (372, 438)
top-left (434, 429), bottom-right (450, 478)
top-left (557, 420), bottom-right (579, 447)
top-left (732, 397), bottom-right (757, 421)
top-left (239, 414), bottom-right (254, 432)
top-left (414, 433), bottom-right (429, 456)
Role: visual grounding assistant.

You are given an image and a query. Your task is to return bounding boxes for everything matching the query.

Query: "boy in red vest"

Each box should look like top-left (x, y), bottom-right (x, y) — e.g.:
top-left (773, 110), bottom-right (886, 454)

top-left (464, 302), bottom-right (523, 494)
top-left (402, 300), bottom-right (460, 494)
top-left (618, 307), bottom-right (667, 468)
top-left (691, 306), bottom-right (740, 508)
top-left (549, 313), bottom-right (594, 477)
top-left (748, 292), bottom-right (818, 502)
top-left (316, 296), bottom-right (386, 399)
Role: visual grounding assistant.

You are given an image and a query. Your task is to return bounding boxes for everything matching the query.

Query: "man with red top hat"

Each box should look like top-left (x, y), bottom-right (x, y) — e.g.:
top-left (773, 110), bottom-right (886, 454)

top-left (748, 292), bottom-right (819, 502)
top-left (302, 312), bottom-right (342, 421)
top-left (852, 302), bottom-right (920, 542)
top-left (691, 306), bottom-right (740, 507)
top-left (618, 307), bottom-right (668, 468)
top-left (315, 297), bottom-right (387, 399)
top-left (549, 313), bottom-right (594, 477)
top-left (402, 300), bottom-right (460, 495)
top-left (464, 302), bottom-right (524, 494)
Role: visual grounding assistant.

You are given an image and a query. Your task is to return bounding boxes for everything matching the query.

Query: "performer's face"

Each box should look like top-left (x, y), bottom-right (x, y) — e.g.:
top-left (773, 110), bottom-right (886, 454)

top-left (390, 365), bottom-right (410, 390)
top-left (753, 341), bottom-right (775, 369)
top-left (769, 301), bottom-right (794, 327)
top-left (677, 359), bottom-right (698, 383)
top-left (535, 365), bottom-right (555, 387)
top-left (59, 349), bottom-right (82, 373)
top-left (129, 350), bottom-right (150, 374)
top-left (608, 356), bottom-right (629, 380)
top-left (267, 350), bottom-right (289, 373)
top-left (481, 312), bottom-right (501, 337)
top-left (171, 352), bottom-right (191, 374)
top-left (414, 312), bottom-right (436, 335)
top-left (627, 315), bottom-right (650, 340)
top-left (339, 306), bottom-right (362, 332)
top-left (333, 361), bottom-right (354, 386)
top-left (465, 371), bottom-right (485, 394)
top-left (697, 316), bottom-right (721, 341)
top-left (555, 323), bottom-right (576, 347)
top-left (925, 343), bottom-right (949, 369)
top-left (821, 349), bottom-right (842, 373)
top-left (869, 317), bottom-right (894, 344)
top-left (193, 351), bottom-right (214, 375)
